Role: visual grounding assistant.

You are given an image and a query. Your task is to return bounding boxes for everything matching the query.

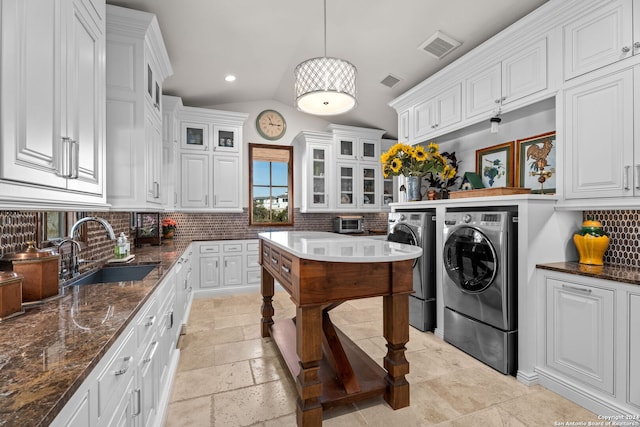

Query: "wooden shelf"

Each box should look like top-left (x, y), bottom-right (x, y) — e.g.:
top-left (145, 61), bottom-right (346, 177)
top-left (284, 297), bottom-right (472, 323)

top-left (270, 318), bottom-right (387, 408)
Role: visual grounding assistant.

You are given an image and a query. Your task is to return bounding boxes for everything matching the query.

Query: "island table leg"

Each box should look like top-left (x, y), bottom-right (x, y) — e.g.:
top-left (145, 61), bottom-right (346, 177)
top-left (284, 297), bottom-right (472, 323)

top-left (261, 267), bottom-right (274, 338)
top-left (296, 305), bottom-right (323, 426)
top-left (382, 293), bottom-right (410, 409)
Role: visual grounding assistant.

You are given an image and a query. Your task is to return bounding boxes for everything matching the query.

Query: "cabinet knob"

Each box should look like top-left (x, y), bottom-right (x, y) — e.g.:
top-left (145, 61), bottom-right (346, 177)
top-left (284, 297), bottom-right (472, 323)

top-left (634, 41), bottom-right (640, 49)
top-left (622, 46), bottom-right (631, 53)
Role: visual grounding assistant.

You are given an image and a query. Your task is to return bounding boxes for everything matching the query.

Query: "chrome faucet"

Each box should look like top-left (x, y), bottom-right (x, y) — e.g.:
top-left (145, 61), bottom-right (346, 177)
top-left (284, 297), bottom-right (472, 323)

top-left (70, 216), bottom-right (117, 240)
top-left (56, 238), bottom-right (82, 279)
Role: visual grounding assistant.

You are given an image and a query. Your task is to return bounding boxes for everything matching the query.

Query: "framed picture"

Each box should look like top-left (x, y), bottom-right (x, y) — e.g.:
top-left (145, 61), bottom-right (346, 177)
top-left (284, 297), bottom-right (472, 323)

top-left (476, 141), bottom-right (514, 188)
top-left (516, 131), bottom-right (556, 194)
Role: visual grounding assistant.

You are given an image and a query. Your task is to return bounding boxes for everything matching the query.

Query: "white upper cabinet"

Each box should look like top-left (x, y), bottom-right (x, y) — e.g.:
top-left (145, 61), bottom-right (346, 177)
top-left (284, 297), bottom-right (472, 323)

top-left (0, 0), bottom-right (107, 207)
top-left (105, 4), bottom-right (172, 211)
top-left (162, 96), bottom-right (183, 210)
top-left (466, 63), bottom-right (502, 119)
top-left (564, 68), bottom-right (635, 199)
top-left (501, 37), bottom-right (548, 105)
top-left (294, 132), bottom-right (333, 212)
top-left (176, 106), bottom-right (248, 212)
top-left (413, 84), bottom-right (462, 142)
top-left (563, 0), bottom-right (636, 81)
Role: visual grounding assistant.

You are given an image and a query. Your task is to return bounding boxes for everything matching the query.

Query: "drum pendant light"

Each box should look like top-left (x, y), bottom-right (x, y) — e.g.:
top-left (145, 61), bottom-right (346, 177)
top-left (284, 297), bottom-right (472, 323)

top-left (294, 0), bottom-right (357, 115)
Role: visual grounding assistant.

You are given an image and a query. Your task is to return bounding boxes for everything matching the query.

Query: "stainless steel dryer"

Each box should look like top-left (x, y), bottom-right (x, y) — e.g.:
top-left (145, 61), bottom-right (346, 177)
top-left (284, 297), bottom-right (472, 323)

top-left (388, 211), bottom-right (436, 331)
top-left (442, 211), bottom-right (517, 375)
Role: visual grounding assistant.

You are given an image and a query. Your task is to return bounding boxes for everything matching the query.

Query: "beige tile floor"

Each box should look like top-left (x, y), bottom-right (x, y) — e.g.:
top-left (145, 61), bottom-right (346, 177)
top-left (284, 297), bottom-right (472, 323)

top-left (165, 292), bottom-right (601, 427)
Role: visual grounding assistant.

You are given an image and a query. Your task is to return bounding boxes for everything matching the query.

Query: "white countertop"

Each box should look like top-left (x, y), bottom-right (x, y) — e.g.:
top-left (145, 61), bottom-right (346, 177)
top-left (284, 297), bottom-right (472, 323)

top-left (258, 231), bottom-right (422, 263)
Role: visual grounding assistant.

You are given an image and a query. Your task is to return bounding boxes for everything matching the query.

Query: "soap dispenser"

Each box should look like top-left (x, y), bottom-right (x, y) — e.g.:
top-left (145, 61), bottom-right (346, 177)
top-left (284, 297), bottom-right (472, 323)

top-left (115, 233), bottom-right (126, 259)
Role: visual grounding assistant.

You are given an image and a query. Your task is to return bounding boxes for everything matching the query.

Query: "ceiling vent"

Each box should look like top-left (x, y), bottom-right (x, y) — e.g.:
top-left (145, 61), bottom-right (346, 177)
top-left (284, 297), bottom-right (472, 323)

top-left (418, 30), bottom-right (461, 60)
top-left (380, 74), bottom-right (402, 88)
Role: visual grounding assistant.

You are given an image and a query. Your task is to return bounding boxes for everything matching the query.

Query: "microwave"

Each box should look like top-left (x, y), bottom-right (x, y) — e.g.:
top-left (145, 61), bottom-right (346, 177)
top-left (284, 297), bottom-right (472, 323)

top-left (333, 216), bottom-right (364, 234)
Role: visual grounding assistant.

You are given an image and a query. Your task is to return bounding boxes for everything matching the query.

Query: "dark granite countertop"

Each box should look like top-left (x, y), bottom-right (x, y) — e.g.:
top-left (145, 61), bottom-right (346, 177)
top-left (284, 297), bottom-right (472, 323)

top-left (0, 238), bottom-right (191, 427)
top-left (537, 261), bottom-right (640, 286)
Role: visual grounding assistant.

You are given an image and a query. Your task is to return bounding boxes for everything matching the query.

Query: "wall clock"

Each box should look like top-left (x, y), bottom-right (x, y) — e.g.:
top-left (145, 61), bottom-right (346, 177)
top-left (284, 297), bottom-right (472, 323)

top-left (256, 109), bottom-right (286, 140)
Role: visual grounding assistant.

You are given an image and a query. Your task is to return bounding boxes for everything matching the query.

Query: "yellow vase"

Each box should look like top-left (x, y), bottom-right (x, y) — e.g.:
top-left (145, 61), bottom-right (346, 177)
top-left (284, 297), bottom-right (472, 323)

top-left (573, 219), bottom-right (609, 265)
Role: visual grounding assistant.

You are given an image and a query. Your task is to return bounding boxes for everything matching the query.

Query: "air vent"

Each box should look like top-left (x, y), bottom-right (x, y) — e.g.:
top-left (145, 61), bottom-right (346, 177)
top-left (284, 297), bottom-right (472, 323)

top-left (418, 30), bottom-right (461, 59)
top-left (380, 74), bottom-right (402, 88)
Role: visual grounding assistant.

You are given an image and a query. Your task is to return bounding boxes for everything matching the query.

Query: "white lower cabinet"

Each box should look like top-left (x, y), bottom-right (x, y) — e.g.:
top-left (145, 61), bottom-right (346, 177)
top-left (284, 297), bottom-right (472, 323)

top-left (537, 269), bottom-right (640, 417)
top-left (51, 247), bottom-right (193, 427)
top-left (545, 278), bottom-right (614, 394)
top-left (195, 240), bottom-right (261, 296)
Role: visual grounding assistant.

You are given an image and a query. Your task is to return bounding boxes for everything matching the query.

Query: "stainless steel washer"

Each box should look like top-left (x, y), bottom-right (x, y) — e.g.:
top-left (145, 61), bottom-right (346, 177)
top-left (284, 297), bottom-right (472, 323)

top-left (388, 211), bottom-right (436, 331)
top-left (442, 211), bottom-right (517, 375)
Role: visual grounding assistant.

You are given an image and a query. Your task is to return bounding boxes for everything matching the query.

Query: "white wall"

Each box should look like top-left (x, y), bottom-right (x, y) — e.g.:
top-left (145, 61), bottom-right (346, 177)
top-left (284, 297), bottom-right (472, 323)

top-left (206, 99), bottom-right (334, 209)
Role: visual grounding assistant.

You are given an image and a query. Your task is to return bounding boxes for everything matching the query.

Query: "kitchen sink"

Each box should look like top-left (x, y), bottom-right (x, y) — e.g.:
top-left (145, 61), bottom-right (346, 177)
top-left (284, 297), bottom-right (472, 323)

top-left (68, 263), bottom-right (159, 286)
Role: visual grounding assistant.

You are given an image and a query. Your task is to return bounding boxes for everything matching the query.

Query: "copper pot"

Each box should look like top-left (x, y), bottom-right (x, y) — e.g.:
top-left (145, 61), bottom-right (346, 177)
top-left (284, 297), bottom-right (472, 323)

top-left (0, 242), bottom-right (60, 302)
top-left (0, 271), bottom-right (24, 320)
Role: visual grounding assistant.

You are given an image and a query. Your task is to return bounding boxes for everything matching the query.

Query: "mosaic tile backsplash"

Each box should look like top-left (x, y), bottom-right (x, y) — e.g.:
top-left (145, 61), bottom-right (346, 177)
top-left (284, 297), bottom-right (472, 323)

top-left (584, 210), bottom-right (640, 267)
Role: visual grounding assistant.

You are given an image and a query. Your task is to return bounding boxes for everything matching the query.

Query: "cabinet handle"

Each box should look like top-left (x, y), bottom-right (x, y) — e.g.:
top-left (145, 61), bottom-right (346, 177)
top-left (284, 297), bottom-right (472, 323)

top-left (167, 310), bottom-right (174, 329)
top-left (561, 284), bottom-right (592, 294)
top-left (153, 181), bottom-right (160, 198)
top-left (133, 389), bottom-right (141, 416)
top-left (145, 315), bottom-right (156, 327)
top-left (624, 165), bottom-right (631, 190)
top-left (113, 356), bottom-right (133, 376)
top-left (205, 195), bottom-right (209, 205)
top-left (634, 41), bottom-right (640, 50)
top-left (622, 46), bottom-right (631, 53)
top-left (143, 341), bottom-right (158, 364)
top-left (271, 257), bottom-right (278, 265)
top-left (215, 260), bottom-right (218, 268)
top-left (55, 137), bottom-right (80, 178)
top-left (224, 260), bottom-right (227, 267)
top-left (174, 192), bottom-right (178, 204)
top-left (281, 265), bottom-right (290, 274)
top-left (636, 165), bottom-right (640, 190)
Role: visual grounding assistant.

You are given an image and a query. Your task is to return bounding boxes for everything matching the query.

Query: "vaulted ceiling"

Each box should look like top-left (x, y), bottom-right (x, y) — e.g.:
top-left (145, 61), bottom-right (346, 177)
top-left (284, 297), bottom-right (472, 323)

top-left (106, 0), bottom-right (549, 139)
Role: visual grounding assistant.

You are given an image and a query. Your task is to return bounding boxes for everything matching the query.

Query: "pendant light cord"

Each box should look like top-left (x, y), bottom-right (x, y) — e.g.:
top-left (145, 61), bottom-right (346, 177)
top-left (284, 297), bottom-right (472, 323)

top-left (323, 0), bottom-right (327, 57)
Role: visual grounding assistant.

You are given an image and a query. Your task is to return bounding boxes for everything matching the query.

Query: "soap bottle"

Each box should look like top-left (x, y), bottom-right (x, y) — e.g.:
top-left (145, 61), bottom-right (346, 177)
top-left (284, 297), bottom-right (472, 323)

top-left (115, 233), bottom-right (125, 259)
top-left (121, 232), bottom-right (130, 258)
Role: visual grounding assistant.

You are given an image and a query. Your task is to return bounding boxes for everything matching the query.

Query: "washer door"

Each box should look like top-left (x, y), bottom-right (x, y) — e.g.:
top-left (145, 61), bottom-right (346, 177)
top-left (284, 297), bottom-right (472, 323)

top-left (388, 223), bottom-right (419, 268)
top-left (443, 226), bottom-right (497, 293)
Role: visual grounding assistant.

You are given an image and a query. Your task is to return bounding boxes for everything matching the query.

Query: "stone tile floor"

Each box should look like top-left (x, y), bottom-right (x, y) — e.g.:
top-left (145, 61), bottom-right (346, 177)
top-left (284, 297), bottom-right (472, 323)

top-left (165, 292), bottom-right (601, 426)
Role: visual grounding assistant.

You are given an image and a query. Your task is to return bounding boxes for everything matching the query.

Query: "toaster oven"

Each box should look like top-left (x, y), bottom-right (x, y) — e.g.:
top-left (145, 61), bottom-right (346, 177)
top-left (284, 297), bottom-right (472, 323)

top-left (333, 216), bottom-right (364, 234)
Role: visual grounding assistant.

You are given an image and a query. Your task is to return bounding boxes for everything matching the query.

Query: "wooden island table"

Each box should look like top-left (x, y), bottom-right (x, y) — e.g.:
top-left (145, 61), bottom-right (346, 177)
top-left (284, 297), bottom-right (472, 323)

top-left (258, 231), bottom-right (422, 426)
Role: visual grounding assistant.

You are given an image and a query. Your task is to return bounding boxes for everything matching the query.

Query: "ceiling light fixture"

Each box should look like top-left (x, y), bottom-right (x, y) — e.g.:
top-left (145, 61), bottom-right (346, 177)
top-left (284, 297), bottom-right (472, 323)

top-left (490, 99), bottom-right (503, 133)
top-left (225, 75), bottom-right (236, 82)
top-left (294, 0), bottom-right (357, 116)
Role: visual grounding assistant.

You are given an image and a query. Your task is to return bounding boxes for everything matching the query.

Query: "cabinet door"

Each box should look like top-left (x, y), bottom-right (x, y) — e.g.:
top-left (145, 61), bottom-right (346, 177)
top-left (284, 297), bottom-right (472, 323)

top-left (502, 38), bottom-right (547, 105)
top-left (564, 69), bottom-right (634, 199)
top-left (629, 293), bottom-right (640, 408)
top-left (64, 0), bottom-right (105, 194)
top-left (360, 164), bottom-right (380, 209)
top-left (436, 84), bottom-right (462, 128)
top-left (0, 0), bottom-right (67, 189)
top-left (336, 137), bottom-right (357, 160)
top-left (546, 278), bottom-right (614, 394)
top-left (398, 110), bottom-right (411, 143)
top-left (413, 99), bottom-right (436, 141)
top-left (213, 125), bottom-right (240, 153)
top-left (336, 163), bottom-right (356, 209)
top-left (199, 256), bottom-right (220, 288)
top-left (180, 153), bottom-right (209, 208)
top-left (223, 255), bottom-right (242, 287)
top-left (181, 121), bottom-right (209, 151)
top-left (138, 339), bottom-right (159, 427)
top-left (308, 144), bottom-right (331, 209)
top-left (563, 0), bottom-right (633, 80)
top-left (213, 155), bottom-right (240, 209)
top-left (145, 113), bottom-right (162, 204)
top-left (359, 138), bottom-right (378, 161)
top-left (466, 63), bottom-right (501, 118)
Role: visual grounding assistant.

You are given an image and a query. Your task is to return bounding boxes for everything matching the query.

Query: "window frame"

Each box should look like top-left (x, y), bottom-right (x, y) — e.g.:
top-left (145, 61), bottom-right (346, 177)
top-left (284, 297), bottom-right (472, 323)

top-left (249, 143), bottom-right (294, 226)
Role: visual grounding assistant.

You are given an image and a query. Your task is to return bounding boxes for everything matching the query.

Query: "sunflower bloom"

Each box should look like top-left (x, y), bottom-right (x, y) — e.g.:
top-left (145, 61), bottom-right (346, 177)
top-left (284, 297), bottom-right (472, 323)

top-left (390, 158), bottom-right (402, 173)
top-left (413, 146), bottom-right (427, 161)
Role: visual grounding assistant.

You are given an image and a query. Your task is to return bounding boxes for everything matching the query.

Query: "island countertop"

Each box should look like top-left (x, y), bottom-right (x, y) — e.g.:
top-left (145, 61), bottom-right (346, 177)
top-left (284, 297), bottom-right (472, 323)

top-left (258, 231), bottom-right (422, 262)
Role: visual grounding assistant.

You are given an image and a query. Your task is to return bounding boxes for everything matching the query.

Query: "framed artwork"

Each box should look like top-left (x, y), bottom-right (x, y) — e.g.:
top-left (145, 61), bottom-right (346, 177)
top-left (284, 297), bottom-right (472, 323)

top-left (515, 131), bottom-right (556, 194)
top-left (475, 141), bottom-right (514, 188)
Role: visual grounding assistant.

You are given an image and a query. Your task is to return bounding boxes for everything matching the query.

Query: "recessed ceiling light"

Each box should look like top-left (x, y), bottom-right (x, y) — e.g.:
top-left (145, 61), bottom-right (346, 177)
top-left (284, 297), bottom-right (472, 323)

top-left (225, 75), bottom-right (236, 82)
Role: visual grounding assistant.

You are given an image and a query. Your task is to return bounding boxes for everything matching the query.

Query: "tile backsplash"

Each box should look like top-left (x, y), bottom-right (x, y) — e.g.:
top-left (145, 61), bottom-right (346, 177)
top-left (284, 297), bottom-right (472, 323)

top-left (584, 210), bottom-right (640, 267)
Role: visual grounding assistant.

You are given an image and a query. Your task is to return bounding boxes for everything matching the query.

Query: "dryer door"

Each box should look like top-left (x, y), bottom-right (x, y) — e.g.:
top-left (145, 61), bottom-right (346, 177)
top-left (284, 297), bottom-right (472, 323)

top-left (443, 226), bottom-right (497, 293)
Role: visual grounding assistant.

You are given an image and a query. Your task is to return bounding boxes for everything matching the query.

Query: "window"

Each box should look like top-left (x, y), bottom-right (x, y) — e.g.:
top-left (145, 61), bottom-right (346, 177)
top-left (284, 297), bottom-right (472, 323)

top-left (249, 143), bottom-right (293, 225)
top-left (37, 212), bottom-right (87, 246)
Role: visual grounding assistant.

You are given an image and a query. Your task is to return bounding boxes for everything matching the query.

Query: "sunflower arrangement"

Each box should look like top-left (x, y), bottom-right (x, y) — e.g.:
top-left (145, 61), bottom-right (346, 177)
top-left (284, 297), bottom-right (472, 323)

top-left (380, 142), bottom-right (456, 181)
